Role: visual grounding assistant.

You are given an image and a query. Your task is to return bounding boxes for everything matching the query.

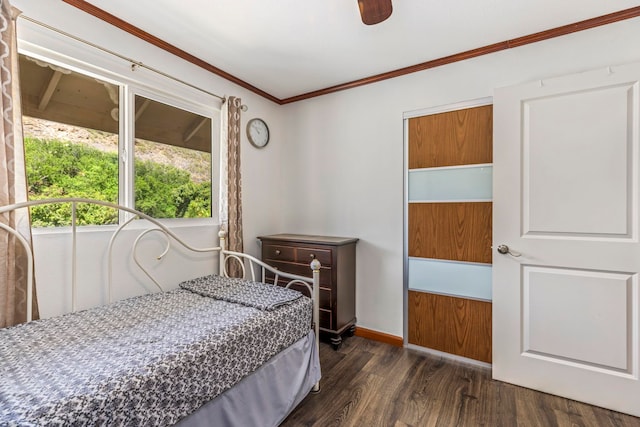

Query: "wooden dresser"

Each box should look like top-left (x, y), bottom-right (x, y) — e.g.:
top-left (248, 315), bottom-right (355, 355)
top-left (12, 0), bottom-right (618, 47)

top-left (258, 234), bottom-right (358, 349)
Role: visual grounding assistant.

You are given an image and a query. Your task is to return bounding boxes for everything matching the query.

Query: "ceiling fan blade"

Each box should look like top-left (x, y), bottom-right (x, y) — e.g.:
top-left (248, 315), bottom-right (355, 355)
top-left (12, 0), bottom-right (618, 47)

top-left (358, 0), bottom-right (393, 25)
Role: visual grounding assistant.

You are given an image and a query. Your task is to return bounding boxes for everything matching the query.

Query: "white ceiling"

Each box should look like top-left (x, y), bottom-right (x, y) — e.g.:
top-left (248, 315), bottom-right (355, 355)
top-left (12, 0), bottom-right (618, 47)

top-left (85, 0), bottom-right (640, 100)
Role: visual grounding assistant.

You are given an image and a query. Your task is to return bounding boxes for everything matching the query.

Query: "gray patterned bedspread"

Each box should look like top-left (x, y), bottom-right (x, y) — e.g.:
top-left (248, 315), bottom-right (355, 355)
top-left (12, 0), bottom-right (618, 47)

top-left (0, 276), bottom-right (311, 426)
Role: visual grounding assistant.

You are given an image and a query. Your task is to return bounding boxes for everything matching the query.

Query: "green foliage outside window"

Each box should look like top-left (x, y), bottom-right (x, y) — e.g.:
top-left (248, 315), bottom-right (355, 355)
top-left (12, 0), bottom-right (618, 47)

top-left (25, 137), bottom-right (212, 227)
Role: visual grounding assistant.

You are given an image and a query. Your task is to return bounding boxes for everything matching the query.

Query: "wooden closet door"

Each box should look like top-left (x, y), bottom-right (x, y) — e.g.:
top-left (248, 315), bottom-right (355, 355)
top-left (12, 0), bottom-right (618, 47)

top-left (406, 102), bottom-right (493, 363)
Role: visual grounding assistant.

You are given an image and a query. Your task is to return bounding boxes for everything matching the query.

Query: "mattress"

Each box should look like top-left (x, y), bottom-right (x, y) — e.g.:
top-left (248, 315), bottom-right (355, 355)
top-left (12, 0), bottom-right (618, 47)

top-left (177, 330), bottom-right (320, 427)
top-left (0, 276), bottom-right (312, 426)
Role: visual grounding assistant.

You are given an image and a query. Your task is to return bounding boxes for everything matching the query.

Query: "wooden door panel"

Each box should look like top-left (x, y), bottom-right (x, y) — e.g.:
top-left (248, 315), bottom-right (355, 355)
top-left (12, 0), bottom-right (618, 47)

top-left (408, 291), bottom-right (492, 363)
top-left (408, 104), bottom-right (492, 169)
top-left (408, 202), bottom-right (492, 263)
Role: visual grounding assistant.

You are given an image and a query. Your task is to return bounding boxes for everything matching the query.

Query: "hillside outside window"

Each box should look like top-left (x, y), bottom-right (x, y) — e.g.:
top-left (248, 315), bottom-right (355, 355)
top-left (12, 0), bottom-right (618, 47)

top-left (19, 54), bottom-right (214, 226)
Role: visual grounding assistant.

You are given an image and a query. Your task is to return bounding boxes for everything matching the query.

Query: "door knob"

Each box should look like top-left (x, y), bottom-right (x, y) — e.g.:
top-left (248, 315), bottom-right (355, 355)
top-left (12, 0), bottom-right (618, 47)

top-left (497, 244), bottom-right (521, 257)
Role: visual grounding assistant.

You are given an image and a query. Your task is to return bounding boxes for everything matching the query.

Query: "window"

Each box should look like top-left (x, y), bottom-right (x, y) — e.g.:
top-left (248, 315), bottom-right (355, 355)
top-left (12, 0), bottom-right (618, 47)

top-left (19, 54), bottom-right (216, 226)
top-left (21, 55), bottom-right (120, 226)
top-left (134, 95), bottom-right (212, 219)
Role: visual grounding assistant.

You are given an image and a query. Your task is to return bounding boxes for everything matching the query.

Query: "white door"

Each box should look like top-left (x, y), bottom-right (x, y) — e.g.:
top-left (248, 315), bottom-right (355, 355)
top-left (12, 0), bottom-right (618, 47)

top-left (493, 62), bottom-right (640, 417)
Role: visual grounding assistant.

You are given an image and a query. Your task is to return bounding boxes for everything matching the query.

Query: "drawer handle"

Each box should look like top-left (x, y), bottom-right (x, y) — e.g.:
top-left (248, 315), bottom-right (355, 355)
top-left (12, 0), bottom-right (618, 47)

top-left (275, 249), bottom-right (281, 255)
top-left (309, 253), bottom-right (315, 259)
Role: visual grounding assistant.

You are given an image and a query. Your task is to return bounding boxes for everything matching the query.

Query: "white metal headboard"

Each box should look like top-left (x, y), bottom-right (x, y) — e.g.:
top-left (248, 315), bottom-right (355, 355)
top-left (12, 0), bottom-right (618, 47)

top-left (0, 197), bottom-right (321, 346)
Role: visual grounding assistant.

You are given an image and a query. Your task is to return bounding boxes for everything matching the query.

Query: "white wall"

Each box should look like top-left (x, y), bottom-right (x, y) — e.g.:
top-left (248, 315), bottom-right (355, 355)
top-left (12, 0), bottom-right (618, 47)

top-left (33, 222), bottom-right (218, 318)
top-left (279, 18), bottom-right (640, 337)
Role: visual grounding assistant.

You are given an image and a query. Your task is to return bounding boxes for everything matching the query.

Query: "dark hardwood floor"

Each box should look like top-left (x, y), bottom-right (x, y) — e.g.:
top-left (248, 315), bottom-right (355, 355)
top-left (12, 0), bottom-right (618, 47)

top-left (281, 336), bottom-right (640, 427)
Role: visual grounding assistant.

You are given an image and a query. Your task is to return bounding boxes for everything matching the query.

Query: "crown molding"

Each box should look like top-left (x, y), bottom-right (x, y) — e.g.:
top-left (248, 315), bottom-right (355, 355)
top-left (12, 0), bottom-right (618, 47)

top-left (62, 0), bottom-right (280, 104)
top-left (281, 6), bottom-right (640, 103)
top-left (63, 1), bottom-right (640, 105)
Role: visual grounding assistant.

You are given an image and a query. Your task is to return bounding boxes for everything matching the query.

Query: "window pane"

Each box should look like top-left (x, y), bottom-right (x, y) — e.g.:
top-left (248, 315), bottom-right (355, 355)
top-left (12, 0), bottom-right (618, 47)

top-left (134, 95), bottom-right (212, 219)
top-left (20, 54), bottom-right (119, 226)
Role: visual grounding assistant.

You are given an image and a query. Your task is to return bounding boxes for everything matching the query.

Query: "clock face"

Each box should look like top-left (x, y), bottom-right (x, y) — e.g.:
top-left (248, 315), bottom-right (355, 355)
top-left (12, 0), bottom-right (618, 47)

top-left (247, 118), bottom-right (270, 148)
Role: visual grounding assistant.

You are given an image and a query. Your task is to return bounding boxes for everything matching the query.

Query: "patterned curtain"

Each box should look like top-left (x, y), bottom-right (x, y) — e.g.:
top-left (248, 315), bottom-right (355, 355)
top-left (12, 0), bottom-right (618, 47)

top-left (224, 96), bottom-right (243, 277)
top-left (0, 2), bottom-right (39, 327)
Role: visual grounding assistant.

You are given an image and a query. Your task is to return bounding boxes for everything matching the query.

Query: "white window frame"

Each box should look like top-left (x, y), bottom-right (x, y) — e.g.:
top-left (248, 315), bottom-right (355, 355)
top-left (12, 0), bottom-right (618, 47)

top-left (17, 28), bottom-right (222, 227)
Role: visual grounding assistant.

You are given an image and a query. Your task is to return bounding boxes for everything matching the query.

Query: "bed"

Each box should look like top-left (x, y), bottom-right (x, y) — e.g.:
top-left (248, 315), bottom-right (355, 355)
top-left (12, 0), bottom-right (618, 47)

top-left (0, 198), bottom-right (321, 427)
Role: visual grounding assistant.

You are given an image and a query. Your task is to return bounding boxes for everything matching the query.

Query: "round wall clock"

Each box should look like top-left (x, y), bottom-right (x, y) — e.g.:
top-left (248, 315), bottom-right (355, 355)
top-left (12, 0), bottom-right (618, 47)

top-left (246, 118), bottom-right (270, 148)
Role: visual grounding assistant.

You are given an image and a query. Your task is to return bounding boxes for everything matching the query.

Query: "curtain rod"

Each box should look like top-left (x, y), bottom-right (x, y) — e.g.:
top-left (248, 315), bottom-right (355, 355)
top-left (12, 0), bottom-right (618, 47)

top-left (17, 14), bottom-right (227, 103)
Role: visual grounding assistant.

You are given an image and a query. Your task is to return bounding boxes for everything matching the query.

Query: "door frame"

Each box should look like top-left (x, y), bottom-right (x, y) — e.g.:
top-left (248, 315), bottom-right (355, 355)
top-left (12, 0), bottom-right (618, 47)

top-left (402, 96), bottom-right (493, 351)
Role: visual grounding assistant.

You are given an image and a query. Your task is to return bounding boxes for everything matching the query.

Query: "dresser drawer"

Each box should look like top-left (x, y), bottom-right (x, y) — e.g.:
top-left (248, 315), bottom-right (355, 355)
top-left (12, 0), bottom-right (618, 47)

top-left (267, 261), bottom-right (332, 286)
top-left (319, 309), bottom-right (332, 330)
top-left (285, 281), bottom-right (332, 309)
top-left (297, 247), bottom-right (332, 266)
top-left (266, 276), bottom-right (332, 309)
top-left (262, 244), bottom-right (295, 262)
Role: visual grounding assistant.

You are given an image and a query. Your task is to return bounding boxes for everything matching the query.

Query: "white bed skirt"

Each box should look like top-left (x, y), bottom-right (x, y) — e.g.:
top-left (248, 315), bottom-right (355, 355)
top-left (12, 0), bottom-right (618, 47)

top-left (176, 330), bottom-right (320, 427)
